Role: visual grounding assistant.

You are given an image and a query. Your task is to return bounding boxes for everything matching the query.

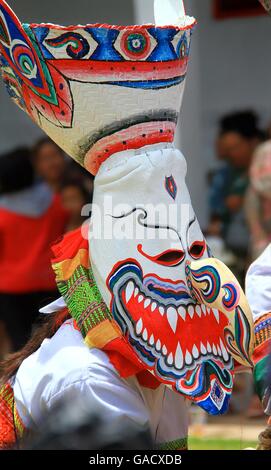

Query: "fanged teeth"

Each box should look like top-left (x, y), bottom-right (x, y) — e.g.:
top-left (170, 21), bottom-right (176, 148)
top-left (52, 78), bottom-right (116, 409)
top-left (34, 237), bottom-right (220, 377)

top-left (178, 306), bottom-right (186, 321)
top-left (136, 318), bottom-right (143, 335)
top-left (144, 298), bottom-right (151, 309)
top-left (167, 353), bottom-right (174, 366)
top-left (167, 307), bottom-right (178, 333)
top-left (188, 306), bottom-right (194, 319)
top-left (195, 306), bottom-right (201, 318)
top-left (159, 306), bottom-right (165, 316)
top-left (151, 302), bottom-right (157, 312)
top-left (200, 342), bottom-right (207, 355)
top-left (125, 281), bottom-right (134, 303)
top-left (175, 342), bottom-right (183, 369)
top-left (134, 287), bottom-right (139, 298)
top-left (220, 338), bottom-right (229, 361)
top-left (135, 323), bottom-right (229, 370)
top-left (213, 309), bottom-right (220, 324)
top-left (185, 349), bottom-right (193, 365)
top-left (156, 339), bottom-right (162, 352)
top-left (143, 328), bottom-right (148, 341)
top-left (192, 344), bottom-right (199, 359)
top-left (138, 295), bottom-right (144, 304)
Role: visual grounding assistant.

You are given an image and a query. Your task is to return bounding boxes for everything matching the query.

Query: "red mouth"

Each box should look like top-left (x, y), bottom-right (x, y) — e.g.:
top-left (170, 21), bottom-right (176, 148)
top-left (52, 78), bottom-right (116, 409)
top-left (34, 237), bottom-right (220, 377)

top-left (121, 280), bottom-right (230, 371)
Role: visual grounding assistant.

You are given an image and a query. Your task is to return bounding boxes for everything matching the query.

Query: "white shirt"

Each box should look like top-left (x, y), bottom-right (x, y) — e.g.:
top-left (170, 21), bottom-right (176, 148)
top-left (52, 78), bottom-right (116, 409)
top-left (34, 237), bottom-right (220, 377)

top-left (14, 320), bottom-right (189, 447)
top-left (246, 244), bottom-right (271, 320)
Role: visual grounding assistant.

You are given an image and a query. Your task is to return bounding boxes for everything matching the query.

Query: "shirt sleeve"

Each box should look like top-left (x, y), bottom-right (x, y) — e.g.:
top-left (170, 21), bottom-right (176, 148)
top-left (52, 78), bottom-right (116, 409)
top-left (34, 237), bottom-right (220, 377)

top-left (47, 364), bottom-right (151, 434)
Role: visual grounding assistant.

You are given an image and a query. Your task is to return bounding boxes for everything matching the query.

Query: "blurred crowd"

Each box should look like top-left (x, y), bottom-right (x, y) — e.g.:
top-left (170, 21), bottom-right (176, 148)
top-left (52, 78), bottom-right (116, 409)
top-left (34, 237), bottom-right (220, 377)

top-left (0, 138), bottom-right (93, 357)
top-left (206, 110), bottom-right (271, 285)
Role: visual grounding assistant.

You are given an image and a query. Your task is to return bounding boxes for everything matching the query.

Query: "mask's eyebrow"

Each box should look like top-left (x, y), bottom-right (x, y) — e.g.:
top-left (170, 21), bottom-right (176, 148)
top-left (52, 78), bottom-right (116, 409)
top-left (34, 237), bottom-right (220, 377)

top-left (108, 207), bottom-right (139, 219)
top-left (108, 207), bottom-right (182, 242)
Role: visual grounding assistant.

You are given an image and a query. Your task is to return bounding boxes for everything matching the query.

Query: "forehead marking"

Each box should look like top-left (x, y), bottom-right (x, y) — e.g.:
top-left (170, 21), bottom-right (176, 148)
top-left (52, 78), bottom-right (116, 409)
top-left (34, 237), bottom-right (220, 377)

top-left (165, 175), bottom-right (177, 200)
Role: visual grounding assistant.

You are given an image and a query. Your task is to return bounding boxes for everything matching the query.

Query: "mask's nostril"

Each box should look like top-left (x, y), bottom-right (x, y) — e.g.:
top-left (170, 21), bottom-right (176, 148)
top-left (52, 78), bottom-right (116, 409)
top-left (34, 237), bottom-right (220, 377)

top-left (137, 244), bottom-right (185, 267)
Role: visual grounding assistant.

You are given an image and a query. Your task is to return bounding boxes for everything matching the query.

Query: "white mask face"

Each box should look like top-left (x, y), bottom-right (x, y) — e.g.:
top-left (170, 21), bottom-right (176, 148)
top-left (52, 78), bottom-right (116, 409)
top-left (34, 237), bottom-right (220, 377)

top-left (90, 145), bottom-right (246, 414)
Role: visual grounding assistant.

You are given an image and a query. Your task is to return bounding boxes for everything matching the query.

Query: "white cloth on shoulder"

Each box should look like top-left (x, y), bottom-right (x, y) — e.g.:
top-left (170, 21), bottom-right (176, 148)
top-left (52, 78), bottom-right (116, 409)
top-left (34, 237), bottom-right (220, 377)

top-left (13, 319), bottom-right (189, 446)
top-left (246, 244), bottom-right (271, 321)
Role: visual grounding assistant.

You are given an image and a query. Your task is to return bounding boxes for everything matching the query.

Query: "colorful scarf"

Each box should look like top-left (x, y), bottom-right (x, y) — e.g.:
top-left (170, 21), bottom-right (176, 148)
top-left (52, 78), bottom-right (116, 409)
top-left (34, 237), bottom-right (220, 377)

top-left (51, 227), bottom-right (160, 389)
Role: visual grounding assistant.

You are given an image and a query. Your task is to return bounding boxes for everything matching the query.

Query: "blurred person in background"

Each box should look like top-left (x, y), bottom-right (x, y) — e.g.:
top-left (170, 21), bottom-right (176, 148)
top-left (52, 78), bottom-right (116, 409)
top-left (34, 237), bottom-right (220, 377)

top-left (245, 141), bottom-right (271, 260)
top-left (32, 138), bottom-right (67, 193)
top-left (60, 179), bottom-right (91, 232)
top-left (208, 111), bottom-right (265, 281)
top-left (33, 137), bottom-right (94, 196)
top-left (0, 148), bottom-right (69, 355)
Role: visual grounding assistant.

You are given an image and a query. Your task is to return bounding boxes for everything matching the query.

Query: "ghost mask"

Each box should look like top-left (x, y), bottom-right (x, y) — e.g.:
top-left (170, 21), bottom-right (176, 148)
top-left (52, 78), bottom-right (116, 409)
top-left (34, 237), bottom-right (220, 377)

top-left (0, 0), bottom-right (254, 414)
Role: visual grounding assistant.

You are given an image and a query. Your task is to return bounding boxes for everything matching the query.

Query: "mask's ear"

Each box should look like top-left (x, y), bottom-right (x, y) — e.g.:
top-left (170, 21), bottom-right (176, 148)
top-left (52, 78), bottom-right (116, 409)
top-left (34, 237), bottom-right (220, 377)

top-left (154, 0), bottom-right (186, 26)
top-left (0, 0), bottom-right (73, 128)
top-left (0, 1), bottom-right (25, 51)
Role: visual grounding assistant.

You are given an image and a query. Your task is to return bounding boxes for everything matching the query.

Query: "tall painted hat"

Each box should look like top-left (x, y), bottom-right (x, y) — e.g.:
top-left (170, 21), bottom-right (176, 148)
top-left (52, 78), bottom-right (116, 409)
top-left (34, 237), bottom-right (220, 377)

top-left (0, 0), bottom-right (195, 175)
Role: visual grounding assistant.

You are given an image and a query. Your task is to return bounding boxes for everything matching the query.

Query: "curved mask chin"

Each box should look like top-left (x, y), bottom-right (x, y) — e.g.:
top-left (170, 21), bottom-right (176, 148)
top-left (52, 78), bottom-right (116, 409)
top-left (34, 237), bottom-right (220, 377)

top-left (106, 257), bottom-right (254, 415)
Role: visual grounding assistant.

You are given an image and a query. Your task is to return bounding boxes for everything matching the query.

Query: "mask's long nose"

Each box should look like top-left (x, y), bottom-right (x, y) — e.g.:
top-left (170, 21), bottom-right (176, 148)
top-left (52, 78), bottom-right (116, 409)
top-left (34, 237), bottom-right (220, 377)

top-left (186, 257), bottom-right (254, 368)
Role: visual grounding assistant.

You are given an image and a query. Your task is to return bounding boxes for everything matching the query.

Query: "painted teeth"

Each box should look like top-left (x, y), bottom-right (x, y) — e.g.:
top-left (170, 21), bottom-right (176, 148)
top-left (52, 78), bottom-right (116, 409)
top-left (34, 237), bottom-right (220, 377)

top-left (213, 309), bottom-right (220, 324)
top-left (125, 281), bottom-right (134, 303)
top-left (167, 307), bottom-right (178, 333)
top-left (167, 353), bottom-right (174, 366)
top-left (144, 298), bottom-right (151, 309)
top-left (175, 342), bottom-right (183, 370)
top-left (143, 328), bottom-right (148, 341)
top-left (185, 349), bottom-right (193, 365)
top-left (192, 344), bottom-right (199, 359)
top-left (195, 305), bottom-right (201, 318)
top-left (132, 290), bottom-right (229, 368)
top-left (136, 318), bottom-right (143, 335)
top-left (178, 306), bottom-right (186, 321)
top-left (220, 338), bottom-right (229, 362)
top-left (188, 306), bottom-right (194, 319)
top-left (159, 306), bottom-right (165, 316)
top-left (200, 342), bottom-right (207, 355)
